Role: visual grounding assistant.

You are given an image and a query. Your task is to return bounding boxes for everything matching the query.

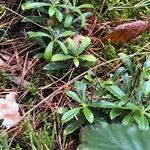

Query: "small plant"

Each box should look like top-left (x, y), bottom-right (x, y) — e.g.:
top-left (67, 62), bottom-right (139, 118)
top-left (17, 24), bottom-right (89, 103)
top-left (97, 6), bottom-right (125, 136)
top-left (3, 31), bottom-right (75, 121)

top-left (63, 81), bottom-right (94, 123)
top-left (51, 36), bottom-right (96, 67)
top-left (21, 1), bottom-right (93, 27)
top-left (21, 0), bottom-right (94, 68)
top-left (97, 54), bottom-right (150, 130)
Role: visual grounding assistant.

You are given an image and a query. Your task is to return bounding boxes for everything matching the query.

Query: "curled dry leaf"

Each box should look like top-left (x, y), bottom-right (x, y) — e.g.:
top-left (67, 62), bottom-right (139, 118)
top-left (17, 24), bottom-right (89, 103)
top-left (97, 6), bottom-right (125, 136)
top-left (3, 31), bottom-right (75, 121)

top-left (102, 20), bottom-right (150, 44)
top-left (0, 92), bottom-right (20, 128)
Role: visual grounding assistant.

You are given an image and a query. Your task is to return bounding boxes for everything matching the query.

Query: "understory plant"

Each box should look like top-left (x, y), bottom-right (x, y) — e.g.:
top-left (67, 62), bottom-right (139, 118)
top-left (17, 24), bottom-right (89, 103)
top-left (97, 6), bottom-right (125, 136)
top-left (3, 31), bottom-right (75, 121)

top-left (62, 54), bottom-right (150, 137)
top-left (21, 0), bottom-right (95, 69)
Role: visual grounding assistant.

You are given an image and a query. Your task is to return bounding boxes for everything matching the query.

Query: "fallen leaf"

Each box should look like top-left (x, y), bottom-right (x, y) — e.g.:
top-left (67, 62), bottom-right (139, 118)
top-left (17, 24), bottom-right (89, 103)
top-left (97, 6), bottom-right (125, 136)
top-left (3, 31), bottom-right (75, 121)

top-left (102, 20), bottom-right (150, 44)
top-left (73, 34), bottom-right (85, 48)
top-left (0, 92), bottom-right (20, 128)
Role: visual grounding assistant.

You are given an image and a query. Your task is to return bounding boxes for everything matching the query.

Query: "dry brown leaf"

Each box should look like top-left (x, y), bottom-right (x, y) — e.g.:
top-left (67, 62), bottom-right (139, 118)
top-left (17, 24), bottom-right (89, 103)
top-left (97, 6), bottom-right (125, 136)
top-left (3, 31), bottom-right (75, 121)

top-left (102, 20), bottom-right (150, 44)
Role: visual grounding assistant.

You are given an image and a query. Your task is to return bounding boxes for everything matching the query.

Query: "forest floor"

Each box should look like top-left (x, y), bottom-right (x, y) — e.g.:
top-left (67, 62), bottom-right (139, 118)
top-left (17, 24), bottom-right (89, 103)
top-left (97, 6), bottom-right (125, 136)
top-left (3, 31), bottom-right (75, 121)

top-left (0, 0), bottom-right (150, 150)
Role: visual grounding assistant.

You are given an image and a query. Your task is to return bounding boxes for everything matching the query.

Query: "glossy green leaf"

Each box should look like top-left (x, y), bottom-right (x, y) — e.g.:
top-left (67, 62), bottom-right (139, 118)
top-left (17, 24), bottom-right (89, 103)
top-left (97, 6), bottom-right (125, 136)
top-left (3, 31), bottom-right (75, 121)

top-left (59, 31), bottom-right (74, 38)
top-left (122, 112), bottom-right (134, 126)
top-left (79, 55), bottom-right (96, 62)
top-left (73, 57), bottom-right (80, 67)
top-left (144, 57), bottom-right (150, 68)
top-left (59, 5), bottom-right (81, 13)
top-left (145, 105), bottom-right (150, 111)
top-left (44, 41), bottom-right (54, 61)
top-left (65, 90), bottom-right (81, 103)
top-left (138, 115), bottom-right (149, 130)
top-left (43, 63), bottom-right (68, 71)
top-left (143, 80), bottom-right (150, 95)
top-left (119, 53), bottom-right (134, 76)
top-left (22, 16), bottom-right (48, 24)
top-left (48, 6), bottom-right (55, 17)
top-left (67, 38), bottom-right (78, 55)
top-left (80, 13), bottom-right (86, 27)
top-left (51, 54), bottom-right (73, 61)
top-left (77, 124), bottom-right (150, 150)
top-left (75, 81), bottom-right (87, 102)
top-left (22, 2), bottom-right (49, 11)
top-left (83, 107), bottom-right (94, 123)
top-left (88, 100), bottom-right (116, 108)
top-left (123, 73), bottom-right (131, 94)
top-left (110, 109), bottom-right (122, 120)
top-left (111, 67), bottom-right (126, 81)
top-left (78, 37), bottom-right (91, 54)
top-left (28, 31), bottom-right (51, 38)
top-left (57, 40), bottom-right (68, 55)
top-left (78, 4), bottom-right (94, 9)
top-left (61, 107), bottom-right (81, 123)
top-left (55, 9), bottom-right (63, 22)
top-left (64, 14), bottom-right (73, 27)
top-left (64, 119), bottom-right (84, 135)
top-left (104, 84), bottom-right (129, 102)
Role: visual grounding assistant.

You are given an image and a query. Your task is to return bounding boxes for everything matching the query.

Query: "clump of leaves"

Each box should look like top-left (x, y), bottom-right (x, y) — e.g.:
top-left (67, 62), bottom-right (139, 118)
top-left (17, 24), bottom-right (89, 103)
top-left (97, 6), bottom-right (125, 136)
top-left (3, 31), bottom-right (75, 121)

top-left (61, 81), bottom-right (94, 136)
top-left (97, 54), bottom-right (150, 130)
top-left (51, 36), bottom-right (96, 67)
top-left (21, 0), bottom-right (95, 69)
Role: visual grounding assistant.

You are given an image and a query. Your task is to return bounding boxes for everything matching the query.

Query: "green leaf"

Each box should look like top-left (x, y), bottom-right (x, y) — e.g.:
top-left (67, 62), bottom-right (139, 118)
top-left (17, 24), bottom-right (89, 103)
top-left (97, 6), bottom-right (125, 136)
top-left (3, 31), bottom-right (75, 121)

top-left (79, 55), bottom-right (96, 62)
top-left (73, 57), bottom-right (80, 67)
top-left (28, 31), bottom-right (51, 38)
top-left (64, 119), bottom-right (84, 135)
top-left (78, 4), bottom-right (94, 9)
top-left (123, 73), bottom-right (131, 94)
top-left (65, 90), bottom-right (81, 103)
top-left (21, 16), bottom-right (48, 24)
top-left (122, 112), bottom-right (134, 126)
top-left (57, 40), bottom-right (68, 55)
top-left (145, 105), bottom-right (150, 111)
top-left (111, 67), bottom-right (126, 82)
top-left (75, 81), bottom-right (87, 102)
top-left (77, 124), bottom-right (150, 150)
top-left (67, 38), bottom-right (78, 55)
top-left (21, 2), bottom-right (49, 11)
top-left (137, 115), bottom-right (149, 130)
top-left (78, 37), bottom-right (91, 54)
top-left (88, 100), bottom-right (115, 108)
top-left (43, 63), bottom-right (68, 71)
top-left (110, 109), bottom-right (122, 120)
top-left (44, 41), bottom-right (54, 62)
top-left (119, 53), bottom-right (134, 76)
top-left (59, 5), bottom-right (81, 13)
top-left (61, 107), bottom-right (81, 123)
top-left (48, 6), bottom-right (55, 17)
top-left (64, 14), bottom-right (73, 27)
top-left (104, 84), bottom-right (129, 103)
top-left (59, 31), bottom-right (74, 38)
top-left (83, 107), bottom-right (94, 123)
top-left (55, 9), bottom-right (63, 22)
top-left (80, 13), bottom-right (86, 27)
top-left (144, 57), bottom-right (150, 68)
top-left (51, 54), bottom-right (73, 61)
top-left (143, 80), bottom-right (150, 95)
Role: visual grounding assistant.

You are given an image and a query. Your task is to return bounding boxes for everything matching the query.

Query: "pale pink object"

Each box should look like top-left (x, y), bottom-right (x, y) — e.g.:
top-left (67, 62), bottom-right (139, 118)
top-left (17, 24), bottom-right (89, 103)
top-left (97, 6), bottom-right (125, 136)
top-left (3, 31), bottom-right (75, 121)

top-left (0, 92), bottom-right (20, 128)
top-left (73, 34), bottom-right (84, 48)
